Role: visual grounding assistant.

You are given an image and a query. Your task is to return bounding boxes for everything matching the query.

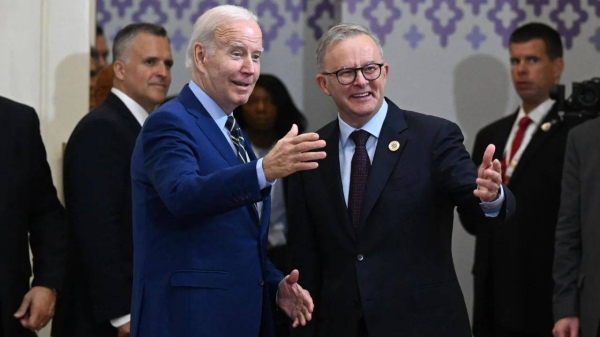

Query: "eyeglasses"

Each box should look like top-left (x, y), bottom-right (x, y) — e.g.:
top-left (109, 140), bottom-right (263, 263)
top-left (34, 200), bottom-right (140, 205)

top-left (321, 63), bottom-right (384, 85)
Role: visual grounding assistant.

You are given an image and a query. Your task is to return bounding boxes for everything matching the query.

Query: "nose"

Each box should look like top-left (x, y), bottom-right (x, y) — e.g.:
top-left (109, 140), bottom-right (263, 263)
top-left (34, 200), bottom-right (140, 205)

top-left (242, 57), bottom-right (257, 75)
top-left (156, 62), bottom-right (169, 78)
top-left (256, 99), bottom-right (265, 112)
top-left (353, 70), bottom-right (368, 86)
top-left (515, 61), bottom-right (528, 74)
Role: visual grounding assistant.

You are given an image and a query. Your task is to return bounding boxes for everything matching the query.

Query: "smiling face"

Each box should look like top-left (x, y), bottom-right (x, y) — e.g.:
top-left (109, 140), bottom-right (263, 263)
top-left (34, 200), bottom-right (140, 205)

top-left (316, 34), bottom-right (388, 128)
top-left (113, 32), bottom-right (173, 113)
top-left (193, 19), bottom-right (263, 113)
top-left (509, 38), bottom-right (563, 113)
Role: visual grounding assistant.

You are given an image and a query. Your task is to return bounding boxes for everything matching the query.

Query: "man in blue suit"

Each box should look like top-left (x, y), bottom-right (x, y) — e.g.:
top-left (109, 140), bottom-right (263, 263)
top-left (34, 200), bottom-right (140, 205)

top-left (130, 5), bottom-right (325, 337)
top-left (287, 23), bottom-right (515, 337)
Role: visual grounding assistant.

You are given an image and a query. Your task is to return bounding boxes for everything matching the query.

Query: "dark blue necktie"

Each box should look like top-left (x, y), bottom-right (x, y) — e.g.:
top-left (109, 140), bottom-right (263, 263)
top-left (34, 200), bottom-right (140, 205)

top-left (225, 116), bottom-right (249, 163)
top-left (348, 130), bottom-right (371, 229)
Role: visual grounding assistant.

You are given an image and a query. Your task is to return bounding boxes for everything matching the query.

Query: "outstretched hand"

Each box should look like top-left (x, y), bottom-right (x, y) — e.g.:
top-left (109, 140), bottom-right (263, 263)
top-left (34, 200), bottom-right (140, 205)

top-left (474, 144), bottom-right (502, 202)
top-left (263, 124), bottom-right (326, 181)
top-left (278, 269), bottom-right (314, 328)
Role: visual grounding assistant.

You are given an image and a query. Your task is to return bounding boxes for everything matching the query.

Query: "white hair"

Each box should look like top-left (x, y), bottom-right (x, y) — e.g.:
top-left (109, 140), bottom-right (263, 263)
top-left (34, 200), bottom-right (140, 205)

top-left (185, 5), bottom-right (258, 68)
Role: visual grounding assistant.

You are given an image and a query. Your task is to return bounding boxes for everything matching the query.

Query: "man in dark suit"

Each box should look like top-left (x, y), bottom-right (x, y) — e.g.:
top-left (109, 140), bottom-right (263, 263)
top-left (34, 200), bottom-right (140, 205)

top-left (287, 23), bottom-right (514, 337)
top-left (552, 117), bottom-right (600, 337)
top-left (0, 96), bottom-right (67, 336)
top-left (129, 5), bottom-right (322, 337)
top-left (56, 23), bottom-right (172, 337)
top-left (460, 23), bottom-right (582, 337)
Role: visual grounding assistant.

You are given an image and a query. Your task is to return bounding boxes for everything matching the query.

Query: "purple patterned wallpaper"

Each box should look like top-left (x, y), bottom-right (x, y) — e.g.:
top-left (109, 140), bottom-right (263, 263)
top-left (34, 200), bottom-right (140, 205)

top-left (98, 0), bottom-right (600, 53)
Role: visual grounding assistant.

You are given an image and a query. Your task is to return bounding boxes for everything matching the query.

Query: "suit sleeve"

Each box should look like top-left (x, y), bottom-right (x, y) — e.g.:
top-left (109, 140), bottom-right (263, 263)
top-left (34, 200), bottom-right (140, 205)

top-left (287, 171), bottom-right (320, 337)
top-left (26, 109), bottom-right (68, 291)
top-left (432, 121), bottom-right (486, 217)
top-left (457, 128), bottom-right (514, 235)
top-left (141, 110), bottom-right (265, 220)
top-left (64, 119), bottom-right (132, 323)
top-left (552, 131), bottom-right (581, 321)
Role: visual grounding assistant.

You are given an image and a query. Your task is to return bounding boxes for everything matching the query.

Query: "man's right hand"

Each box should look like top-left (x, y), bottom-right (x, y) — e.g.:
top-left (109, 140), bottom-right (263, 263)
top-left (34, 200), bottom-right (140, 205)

top-left (263, 124), bottom-right (326, 181)
top-left (118, 322), bottom-right (131, 337)
top-left (553, 316), bottom-right (579, 337)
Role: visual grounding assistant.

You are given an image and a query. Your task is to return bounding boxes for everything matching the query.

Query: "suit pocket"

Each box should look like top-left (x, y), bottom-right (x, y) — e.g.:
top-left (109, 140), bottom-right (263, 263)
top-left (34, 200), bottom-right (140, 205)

top-left (412, 280), bottom-right (463, 309)
top-left (170, 270), bottom-right (232, 289)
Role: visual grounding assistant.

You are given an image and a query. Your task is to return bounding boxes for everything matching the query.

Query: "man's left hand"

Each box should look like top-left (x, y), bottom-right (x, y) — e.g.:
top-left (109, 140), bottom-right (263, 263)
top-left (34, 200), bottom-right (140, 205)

top-left (13, 286), bottom-right (56, 331)
top-left (277, 269), bottom-right (314, 328)
top-left (474, 144), bottom-right (502, 202)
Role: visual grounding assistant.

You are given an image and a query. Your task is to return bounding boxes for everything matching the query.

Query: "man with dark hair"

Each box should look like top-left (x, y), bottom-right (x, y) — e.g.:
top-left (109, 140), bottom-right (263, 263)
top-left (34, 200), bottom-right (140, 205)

top-left (0, 96), bottom-right (67, 336)
top-left (460, 22), bottom-right (582, 337)
top-left (96, 25), bottom-right (110, 67)
top-left (552, 117), bottom-right (600, 337)
top-left (287, 22), bottom-right (514, 337)
top-left (55, 23), bottom-right (172, 337)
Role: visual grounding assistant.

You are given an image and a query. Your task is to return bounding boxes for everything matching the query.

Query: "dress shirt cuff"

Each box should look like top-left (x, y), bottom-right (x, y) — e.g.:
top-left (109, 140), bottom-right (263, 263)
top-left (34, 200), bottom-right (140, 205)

top-left (257, 158), bottom-right (276, 189)
top-left (110, 314), bottom-right (131, 328)
top-left (479, 185), bottom-right (504, 217)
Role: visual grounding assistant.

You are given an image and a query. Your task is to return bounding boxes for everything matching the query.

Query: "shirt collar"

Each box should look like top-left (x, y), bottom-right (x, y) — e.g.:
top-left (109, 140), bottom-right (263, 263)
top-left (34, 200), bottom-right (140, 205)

top-left (110, 88), bottom-right (149, 126)
top-left (518, 98), bottom-right (555, 126)
top-left (188, 80), bottom-right (229, 129)
top-left (338, 100), bottom-right (388, 146)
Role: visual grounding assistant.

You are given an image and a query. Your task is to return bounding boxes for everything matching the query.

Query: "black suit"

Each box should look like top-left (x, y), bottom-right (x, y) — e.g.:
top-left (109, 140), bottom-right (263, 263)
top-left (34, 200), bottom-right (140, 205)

top-left (460, 104), bottom-right (583, 336)
top-left (288, 99), bottom-right (514, 337)
top-left (53, 92), bottom-right (140, 336)
top-left (0, 96), bottom-right (67, 337)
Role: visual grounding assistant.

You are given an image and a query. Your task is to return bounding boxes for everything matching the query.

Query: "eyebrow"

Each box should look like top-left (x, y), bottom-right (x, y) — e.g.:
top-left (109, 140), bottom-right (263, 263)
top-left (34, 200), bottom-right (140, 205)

top-left (228, 41), bottom-right (264, 53)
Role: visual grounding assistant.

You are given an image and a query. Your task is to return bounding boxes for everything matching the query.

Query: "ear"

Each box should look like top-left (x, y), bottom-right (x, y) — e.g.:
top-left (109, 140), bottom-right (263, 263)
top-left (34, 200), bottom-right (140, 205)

top-left (382, 63), bottom-right (390, 79)
top-left (315, 74), bottom-right (331, 96)
top-left (552, 57), bottom-right (564, 82)
top-left (193, 42), bottom-right (208, 73)
top-left (112, 60), bottom-right (126, 81)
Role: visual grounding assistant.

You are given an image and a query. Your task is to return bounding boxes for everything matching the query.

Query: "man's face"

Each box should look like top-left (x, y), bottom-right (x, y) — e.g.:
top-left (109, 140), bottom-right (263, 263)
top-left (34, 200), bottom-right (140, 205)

top-left (96, 33), bottom-right (110, 67)
top-left (114, 32), bottom-right (173, 113)
top-left (194, 19), bottom-right (263, 113)
top-left (509, 38), bottom-right (563, 112)
top-left (241, 86), bottom-right (278, 132)
top-left (316, 34), bottom-right (388, 128)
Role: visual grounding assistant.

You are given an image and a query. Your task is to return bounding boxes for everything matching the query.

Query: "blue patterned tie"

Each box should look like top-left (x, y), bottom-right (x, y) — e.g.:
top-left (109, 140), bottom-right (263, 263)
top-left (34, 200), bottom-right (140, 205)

top-left (348, 130), bottom-right (371, 229)
top-left (225, 116), bottom-right (249, 163)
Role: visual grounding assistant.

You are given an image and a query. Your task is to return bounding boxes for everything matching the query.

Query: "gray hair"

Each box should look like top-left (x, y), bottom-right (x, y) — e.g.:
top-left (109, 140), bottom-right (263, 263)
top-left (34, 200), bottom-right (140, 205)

top-left (113, 23), bottom-right (168, 62)
top-left (185, 5), bottom-right (258, 68)
top-left (316, 23), bottom-right (384, 72)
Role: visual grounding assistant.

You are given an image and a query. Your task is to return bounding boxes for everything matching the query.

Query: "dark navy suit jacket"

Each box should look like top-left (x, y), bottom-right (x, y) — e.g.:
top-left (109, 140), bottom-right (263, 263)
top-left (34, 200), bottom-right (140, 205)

top-left (130, 85), bottom-right (283, 337)
top-left (288, 99), bottom-right (514, 337)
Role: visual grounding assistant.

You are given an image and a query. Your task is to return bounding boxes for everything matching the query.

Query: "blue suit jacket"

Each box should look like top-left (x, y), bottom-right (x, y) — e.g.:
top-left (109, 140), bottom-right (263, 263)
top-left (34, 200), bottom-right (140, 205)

top-left (130, 84), bottom-right (283, 337)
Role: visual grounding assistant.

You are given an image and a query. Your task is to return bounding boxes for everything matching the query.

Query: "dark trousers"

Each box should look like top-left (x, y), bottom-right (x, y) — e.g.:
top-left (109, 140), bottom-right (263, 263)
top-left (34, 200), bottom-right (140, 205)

top-left (492, 324), bottom-right (552, 337)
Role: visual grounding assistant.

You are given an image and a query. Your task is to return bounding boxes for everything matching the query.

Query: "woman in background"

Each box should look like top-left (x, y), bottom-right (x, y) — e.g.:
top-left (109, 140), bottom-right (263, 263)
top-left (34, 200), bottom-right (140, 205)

top-left (234, 75), bottom-right (307, 335)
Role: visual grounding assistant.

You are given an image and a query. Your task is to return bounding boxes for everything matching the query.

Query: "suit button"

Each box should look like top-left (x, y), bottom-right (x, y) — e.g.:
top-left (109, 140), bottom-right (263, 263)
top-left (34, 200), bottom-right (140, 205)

top-left (357, 254), bottom-right (364, 261)
top-left (258, 278), bottom-right (265, 286)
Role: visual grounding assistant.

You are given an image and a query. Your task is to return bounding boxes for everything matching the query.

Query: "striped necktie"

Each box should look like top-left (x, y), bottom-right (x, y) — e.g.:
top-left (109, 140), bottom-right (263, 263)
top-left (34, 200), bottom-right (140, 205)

top-left (225, 116), bottom-right (249, 163)
top-left (225, 115), bottom-right (259, 216)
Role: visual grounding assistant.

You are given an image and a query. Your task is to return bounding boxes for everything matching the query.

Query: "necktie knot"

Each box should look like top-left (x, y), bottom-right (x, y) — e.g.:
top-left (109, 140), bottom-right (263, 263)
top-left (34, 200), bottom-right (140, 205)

top-left (226, 116), bottom-right (239, 134)
top-left (351, 130), bottom-right (370, 147)
top-left (518, 116), bottom-right (532, 130)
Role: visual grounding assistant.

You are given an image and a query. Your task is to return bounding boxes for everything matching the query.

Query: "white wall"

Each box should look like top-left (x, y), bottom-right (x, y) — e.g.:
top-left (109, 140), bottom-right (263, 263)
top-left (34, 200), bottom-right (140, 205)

top-left (0, 1), bottom-right (91, 336)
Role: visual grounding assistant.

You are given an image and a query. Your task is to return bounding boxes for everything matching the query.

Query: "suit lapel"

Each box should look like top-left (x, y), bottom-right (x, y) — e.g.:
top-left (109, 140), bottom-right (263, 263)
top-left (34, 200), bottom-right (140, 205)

top-left (359, 100), bottom-right (408, 230)
top-left (178, 85), bottom-right (259, 223)
top-left (177, 85), bottom-right (241, 167)
top-left (509, 105), bottom-right (561, 186)
top-left (493, 112), bottom-right (517, 162)
top-left (319, 122), bottom-right (356, 241)
top-left (105, 92), bottom-right (142, 135)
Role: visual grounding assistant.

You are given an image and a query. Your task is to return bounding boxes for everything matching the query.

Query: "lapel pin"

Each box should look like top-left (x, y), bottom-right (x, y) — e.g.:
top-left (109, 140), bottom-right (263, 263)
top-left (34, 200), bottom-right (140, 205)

top-left (541, 122), bottom-right (551, 132)
top-left (541, 119), bottom-right (558, 132)
top-left (388, 141), bottom-right (400, 152)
